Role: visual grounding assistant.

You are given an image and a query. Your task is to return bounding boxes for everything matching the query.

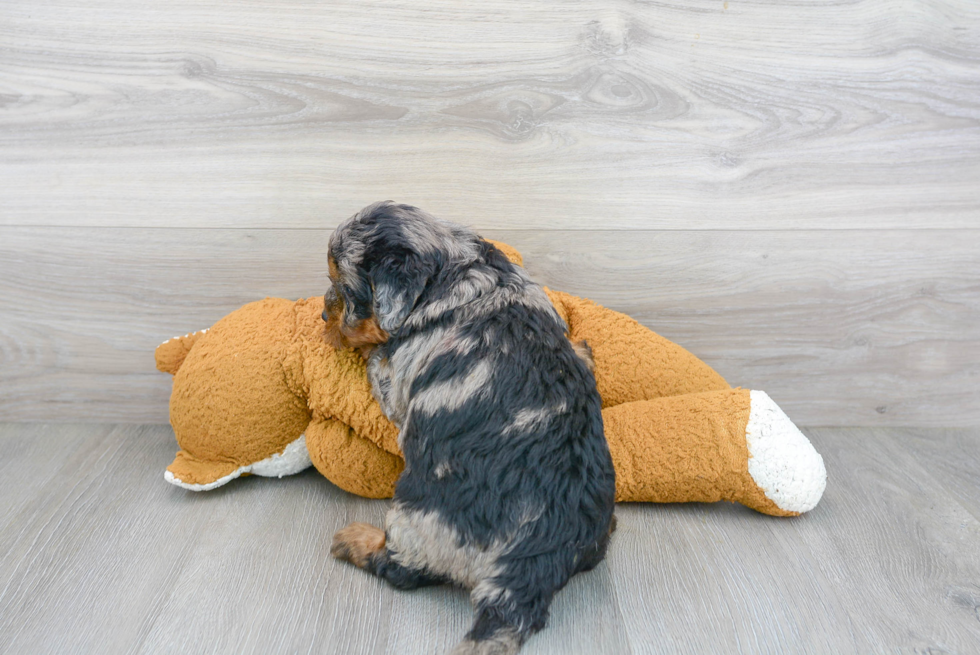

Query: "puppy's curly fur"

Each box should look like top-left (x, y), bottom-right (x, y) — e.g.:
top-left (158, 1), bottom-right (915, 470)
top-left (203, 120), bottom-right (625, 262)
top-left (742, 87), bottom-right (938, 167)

top-left (325, 202), bottom-right (616, 654)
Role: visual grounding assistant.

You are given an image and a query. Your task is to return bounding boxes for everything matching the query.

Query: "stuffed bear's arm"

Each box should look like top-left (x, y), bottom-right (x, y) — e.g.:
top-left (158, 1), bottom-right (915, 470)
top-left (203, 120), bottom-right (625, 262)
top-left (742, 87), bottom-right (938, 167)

top-left (305, 416), bottom-right (403, 498)
top-left (302, 388), bottom-right (827, 515)
top-left (544, 289), bottom-right (731, 407)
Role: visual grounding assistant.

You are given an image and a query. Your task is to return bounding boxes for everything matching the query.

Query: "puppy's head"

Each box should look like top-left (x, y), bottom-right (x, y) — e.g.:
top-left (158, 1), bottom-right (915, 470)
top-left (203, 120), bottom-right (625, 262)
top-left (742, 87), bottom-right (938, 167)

top-left (322, 201), bottom-right (478, 350)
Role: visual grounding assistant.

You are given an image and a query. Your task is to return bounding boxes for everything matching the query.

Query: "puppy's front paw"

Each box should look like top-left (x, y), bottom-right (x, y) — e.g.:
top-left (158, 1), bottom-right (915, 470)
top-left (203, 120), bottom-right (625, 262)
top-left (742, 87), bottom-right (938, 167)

top-left (331, 522), bottom-right (385, 568)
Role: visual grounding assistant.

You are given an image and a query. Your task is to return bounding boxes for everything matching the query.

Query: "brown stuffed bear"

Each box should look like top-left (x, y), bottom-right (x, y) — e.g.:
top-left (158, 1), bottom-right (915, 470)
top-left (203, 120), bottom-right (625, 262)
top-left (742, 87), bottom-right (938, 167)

top-left (156, 242), bottom-right (825, 517)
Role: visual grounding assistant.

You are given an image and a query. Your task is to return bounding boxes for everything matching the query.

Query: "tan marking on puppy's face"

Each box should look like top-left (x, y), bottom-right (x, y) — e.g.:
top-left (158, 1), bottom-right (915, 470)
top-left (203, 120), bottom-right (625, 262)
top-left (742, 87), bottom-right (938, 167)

top-left (321, 285), bottom-right (345, 347)
top-left (327, 315), bottom-right (389, 350)
top-left (322, 255), bottom-right (389, 351)
top-left (323, 311), bottom-right (389, 351)
top-left (330, 522), bottom-right (385, 569)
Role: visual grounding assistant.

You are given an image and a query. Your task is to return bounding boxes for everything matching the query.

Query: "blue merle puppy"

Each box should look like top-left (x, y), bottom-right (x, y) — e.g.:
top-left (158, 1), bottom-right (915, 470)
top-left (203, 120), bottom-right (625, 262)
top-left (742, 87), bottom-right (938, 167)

top-left (325, 201), bottom-right (616, 655)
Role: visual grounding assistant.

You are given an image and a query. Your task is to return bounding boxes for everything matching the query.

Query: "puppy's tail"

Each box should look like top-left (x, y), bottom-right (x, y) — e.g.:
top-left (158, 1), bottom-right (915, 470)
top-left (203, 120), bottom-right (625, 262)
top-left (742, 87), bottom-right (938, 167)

top-left (155, 330), bottom-right (208, 375)
top-left (453, 587), bottom-right (554, 655)
top-left (451, 613), bottom-right (523, 655)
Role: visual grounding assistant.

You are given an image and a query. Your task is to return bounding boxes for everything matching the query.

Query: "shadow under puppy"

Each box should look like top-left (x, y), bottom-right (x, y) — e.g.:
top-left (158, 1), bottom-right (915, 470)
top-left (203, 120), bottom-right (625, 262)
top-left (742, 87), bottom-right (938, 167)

top-left (324, 201), bottom-right (616, 655)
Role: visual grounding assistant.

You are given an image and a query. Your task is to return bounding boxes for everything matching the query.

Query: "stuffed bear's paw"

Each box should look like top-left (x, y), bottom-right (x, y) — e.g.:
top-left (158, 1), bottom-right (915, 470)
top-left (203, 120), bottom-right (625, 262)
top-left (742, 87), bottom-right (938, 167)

top-left (746, 390), bottom-right (827, 514)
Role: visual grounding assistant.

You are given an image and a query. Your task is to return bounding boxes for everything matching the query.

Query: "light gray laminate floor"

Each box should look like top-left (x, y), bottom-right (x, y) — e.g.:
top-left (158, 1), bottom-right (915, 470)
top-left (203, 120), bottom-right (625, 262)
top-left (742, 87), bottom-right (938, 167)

top-left (1, 423), bottom-right (978, 655)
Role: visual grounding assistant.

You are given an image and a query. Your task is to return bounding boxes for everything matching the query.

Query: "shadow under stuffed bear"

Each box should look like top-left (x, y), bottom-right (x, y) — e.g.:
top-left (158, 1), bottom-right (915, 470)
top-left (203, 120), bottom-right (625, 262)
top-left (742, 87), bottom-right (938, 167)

top-left (155, 241), bottom-right (826, 517)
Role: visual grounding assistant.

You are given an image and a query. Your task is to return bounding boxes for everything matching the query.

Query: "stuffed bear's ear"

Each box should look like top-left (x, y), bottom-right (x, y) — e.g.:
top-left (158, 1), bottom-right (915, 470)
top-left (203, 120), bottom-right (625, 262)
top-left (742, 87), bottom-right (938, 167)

top-left (155, 330), bottom-right (207, 375)
top-left (370, 251), bottom-right (437, 333)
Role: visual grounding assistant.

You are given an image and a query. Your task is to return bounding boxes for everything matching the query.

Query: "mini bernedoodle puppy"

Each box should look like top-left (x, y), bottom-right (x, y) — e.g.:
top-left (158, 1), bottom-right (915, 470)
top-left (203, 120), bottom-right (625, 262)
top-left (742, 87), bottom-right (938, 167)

top-left (324, 201), bottom-right (616, 655)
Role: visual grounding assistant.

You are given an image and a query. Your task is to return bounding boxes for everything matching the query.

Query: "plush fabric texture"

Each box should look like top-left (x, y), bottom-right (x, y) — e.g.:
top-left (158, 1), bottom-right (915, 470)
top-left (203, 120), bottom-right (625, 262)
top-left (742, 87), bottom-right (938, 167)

top-left (156, 241), bottom-right (825, 516)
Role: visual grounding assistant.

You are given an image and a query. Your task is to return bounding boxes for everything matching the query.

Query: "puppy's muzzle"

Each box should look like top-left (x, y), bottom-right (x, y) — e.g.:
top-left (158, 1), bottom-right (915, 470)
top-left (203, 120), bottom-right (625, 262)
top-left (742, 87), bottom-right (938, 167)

top-left (321, 287), bottom-right (388, 353)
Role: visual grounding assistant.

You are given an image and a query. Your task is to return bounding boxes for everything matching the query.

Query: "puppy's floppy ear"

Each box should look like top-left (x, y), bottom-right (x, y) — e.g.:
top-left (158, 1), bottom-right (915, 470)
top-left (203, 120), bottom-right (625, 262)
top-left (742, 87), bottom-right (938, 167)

top-left (370, 250), bottom-right (437, 333)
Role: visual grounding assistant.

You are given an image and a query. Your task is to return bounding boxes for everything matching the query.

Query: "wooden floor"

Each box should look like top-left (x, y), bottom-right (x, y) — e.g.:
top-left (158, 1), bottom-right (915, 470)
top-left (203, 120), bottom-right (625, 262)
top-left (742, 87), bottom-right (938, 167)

top-left (1, 423), bottom-right (978, 654)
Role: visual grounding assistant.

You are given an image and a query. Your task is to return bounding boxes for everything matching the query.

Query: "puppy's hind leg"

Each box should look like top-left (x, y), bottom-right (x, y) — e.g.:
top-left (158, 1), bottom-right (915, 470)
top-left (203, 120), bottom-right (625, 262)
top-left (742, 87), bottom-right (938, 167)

top-left (331, 522), bottom-right (447, 590)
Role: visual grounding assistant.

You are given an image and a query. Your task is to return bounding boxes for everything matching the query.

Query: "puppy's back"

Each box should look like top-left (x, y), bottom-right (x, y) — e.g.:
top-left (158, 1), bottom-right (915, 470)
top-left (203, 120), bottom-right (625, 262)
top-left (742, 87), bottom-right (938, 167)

top-left (395, 241), bottom-right (615, 559)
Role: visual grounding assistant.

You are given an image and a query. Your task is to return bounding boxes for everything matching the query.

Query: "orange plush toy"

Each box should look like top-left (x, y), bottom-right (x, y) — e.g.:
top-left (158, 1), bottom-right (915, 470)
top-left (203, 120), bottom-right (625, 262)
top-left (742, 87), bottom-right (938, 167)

top-left (156, 243), bottom-right (825, 517)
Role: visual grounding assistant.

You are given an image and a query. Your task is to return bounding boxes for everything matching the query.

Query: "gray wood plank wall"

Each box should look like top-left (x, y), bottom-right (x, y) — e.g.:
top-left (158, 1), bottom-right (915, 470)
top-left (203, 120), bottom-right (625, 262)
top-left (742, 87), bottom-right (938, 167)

top-left (2, 0), bottom-right (978, 425)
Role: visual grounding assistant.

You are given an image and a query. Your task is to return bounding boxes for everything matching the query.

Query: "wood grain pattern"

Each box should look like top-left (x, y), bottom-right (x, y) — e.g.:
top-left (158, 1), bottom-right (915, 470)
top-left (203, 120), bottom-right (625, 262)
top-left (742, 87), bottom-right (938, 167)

top-left (0, 424), bottom-right (118, 530)
top-left (516, 230), bottom-right (980, 428)
top-left (1, 423), bottom-right (978, 654)
top-left (1, 227), bottom-right (977, 425)
top-left (610, 426), bottom-right (980, 654)
top-left (1, 0), bottom-right (979, 229)
top-left (898, 427), bottom-right (980, 523)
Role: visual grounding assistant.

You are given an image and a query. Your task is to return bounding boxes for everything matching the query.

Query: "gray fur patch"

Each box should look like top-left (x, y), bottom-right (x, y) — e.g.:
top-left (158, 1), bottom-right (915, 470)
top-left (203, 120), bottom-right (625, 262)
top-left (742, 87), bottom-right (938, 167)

top-left (368, 327), bottom-right (468, 436)
top-left (373, 202), bottom-right (480, 263)
top-left (385, 504), bottom-right (506, 588)
top-left (402, 262), bottom-right (562, 333)
top-left (408, 267), bottom-right (499, 327)
top-left (501, 400), bottom-right (570, 437)
top-left (466, 277), bottom-right (559, 326)
top-left (502, 407), bottom-right (553, 436)
top-left (470, 578), bottom-right (514, 608)
top-left (373, 283), bottom-right (409, 333)
top-left (411, 359), bottom-right (493, 418)
top-left (331, 211), bottom-right (367, 269)
top-left (366, 354), bottom-right (401, 426)
top-left (449, 334), bottom-right (480, 356)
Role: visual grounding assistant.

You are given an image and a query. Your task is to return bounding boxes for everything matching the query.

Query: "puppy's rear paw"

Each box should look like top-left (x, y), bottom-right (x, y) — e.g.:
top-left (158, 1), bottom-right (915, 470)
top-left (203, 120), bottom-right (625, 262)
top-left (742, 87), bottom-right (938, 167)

top-left (331, 522), bottom-right (385, 568)
top-left (450, 632), bottom-right (521, 655)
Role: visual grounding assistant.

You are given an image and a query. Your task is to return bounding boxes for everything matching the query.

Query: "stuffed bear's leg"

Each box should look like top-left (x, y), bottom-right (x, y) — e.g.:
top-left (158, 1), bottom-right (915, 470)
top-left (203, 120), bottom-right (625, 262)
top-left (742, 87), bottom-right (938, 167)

top-left (305, 417), bottom-right (403, 498)
top-left (165, 433), bottom-right (313, 492)
top-left (603, 388), bottom-right (826, 516)
top-left (544, 290), bottom-right (731, 406)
